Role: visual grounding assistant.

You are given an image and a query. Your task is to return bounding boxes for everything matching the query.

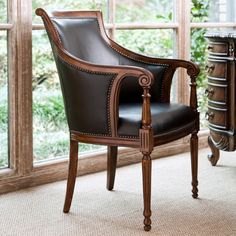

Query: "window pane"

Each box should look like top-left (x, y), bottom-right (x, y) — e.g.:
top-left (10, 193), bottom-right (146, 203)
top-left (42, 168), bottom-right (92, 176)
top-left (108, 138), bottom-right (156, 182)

top-left (0, 31), bottom-right (8, 168)
top-left (32, 30), bottom-right (104, 163)
top-left (115, 29), bottom-right (174, 58)
top-left (191, 0), bottom-right (236, 22)
top-left (0, 0), bottom-right (7, 23)
top-left (115, 29), bottom-right (177, 102)
top-left (116, 0), bottom-right (174, 23)
top-left (32, 0), bottom-right (108, 24)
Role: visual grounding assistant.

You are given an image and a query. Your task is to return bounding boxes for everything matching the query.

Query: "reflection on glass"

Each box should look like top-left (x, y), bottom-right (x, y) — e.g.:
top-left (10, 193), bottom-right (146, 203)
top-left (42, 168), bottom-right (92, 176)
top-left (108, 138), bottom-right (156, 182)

top-left (191, 0), bottom-right (236, 23)
top-left (115, 29), bottom-right (174, 58)
top-left (32, 0), bottom-right (108, 24)
top-left (0, 31), bottom-right (8, 168)
top-left (32, 30), bottom-right (104, 163)
top-left (0, 0), bottom-right (7, 23)
top-left (116, 0), bottom-right (174, 23)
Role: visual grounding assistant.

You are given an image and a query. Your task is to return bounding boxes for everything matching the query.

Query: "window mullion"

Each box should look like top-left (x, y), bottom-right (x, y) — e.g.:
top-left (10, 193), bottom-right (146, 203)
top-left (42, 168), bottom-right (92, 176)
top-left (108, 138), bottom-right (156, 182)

top-left (108, 0), bottom-right (115, 40)
top-left (7, 0), bottom-right (17, 171)
top-left (16, 0), bottom-right (33, 175)
top-left (176, 0), bottom-right (191, 105)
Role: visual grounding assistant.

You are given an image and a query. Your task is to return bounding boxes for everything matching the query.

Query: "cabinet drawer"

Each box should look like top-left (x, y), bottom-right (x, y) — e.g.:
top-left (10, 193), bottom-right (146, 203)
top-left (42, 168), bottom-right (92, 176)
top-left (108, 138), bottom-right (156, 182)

top-left (206, 82), bottom-right (227, 105)
top-left (207, 42), bottom-right (228, 56)
top-left (206, 106), bottom-right (228, 129)
top-left (206, 60), bottom-right (227, 78)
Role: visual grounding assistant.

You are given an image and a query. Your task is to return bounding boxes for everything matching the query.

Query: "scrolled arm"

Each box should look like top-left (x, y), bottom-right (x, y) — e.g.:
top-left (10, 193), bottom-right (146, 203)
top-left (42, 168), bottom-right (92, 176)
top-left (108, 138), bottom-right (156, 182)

top-left (150, 58), bottom-right (200, 111)
top-left (108, 68), bottom-right (154, 137)
top-left (55, 43), bottom-right (155, 137)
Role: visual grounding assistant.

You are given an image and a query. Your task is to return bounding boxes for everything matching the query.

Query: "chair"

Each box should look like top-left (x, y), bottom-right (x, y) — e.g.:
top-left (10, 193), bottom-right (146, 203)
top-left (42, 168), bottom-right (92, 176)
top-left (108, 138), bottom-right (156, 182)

top-left (36, 8), bottom-right (200, 231)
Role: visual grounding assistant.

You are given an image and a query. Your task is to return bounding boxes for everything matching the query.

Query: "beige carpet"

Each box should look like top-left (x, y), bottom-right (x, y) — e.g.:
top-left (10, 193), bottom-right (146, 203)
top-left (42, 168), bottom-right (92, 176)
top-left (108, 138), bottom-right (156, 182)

top-left (0, 148), bottom-right (236, 236)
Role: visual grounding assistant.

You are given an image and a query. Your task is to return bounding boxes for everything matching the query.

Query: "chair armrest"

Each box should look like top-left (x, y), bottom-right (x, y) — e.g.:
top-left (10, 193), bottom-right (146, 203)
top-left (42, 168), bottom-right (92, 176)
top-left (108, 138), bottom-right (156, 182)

top-left (55, 44), bottom-right (154, 137)
top-left (106, 36), bottom-right (200, 110)
top-left (37, 8), bottom-right (155, 137)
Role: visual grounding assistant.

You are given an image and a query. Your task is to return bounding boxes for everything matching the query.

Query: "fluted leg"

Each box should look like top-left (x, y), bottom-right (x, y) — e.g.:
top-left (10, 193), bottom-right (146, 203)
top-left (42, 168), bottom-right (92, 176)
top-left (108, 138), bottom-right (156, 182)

top-left (142, 153), bottom-right (152, 231)
top-left (106, 146), bottom-right (118, 191)
top-left (190, 132), bottom-right (198, 198)
top-left (63, 139), bottom-right (78, 213)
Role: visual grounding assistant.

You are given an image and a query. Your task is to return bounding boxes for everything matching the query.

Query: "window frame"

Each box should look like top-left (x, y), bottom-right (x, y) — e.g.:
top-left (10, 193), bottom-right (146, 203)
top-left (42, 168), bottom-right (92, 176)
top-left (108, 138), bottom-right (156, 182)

top-left (1, 0), bottom-right (235, 193)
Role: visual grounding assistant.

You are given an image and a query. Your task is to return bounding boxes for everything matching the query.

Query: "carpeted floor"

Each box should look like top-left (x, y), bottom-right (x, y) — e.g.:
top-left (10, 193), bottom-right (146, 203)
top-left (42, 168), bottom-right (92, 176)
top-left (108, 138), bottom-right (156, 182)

top-left (0, 148), bottom-right (236, 236)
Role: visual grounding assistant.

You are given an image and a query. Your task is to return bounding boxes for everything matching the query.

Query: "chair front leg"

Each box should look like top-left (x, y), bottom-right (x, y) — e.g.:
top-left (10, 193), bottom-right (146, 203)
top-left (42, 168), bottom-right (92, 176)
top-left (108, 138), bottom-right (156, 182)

top-left (63, 139), bottom-right (79, 213)
top-left (142, 151), bottom-right (152, 231)
top-left (107, 146), bottom-right (118, 191)
top-left (190, 131), bottom-right (198, 198)
top-left (139, 76), bottom-right (154, 231)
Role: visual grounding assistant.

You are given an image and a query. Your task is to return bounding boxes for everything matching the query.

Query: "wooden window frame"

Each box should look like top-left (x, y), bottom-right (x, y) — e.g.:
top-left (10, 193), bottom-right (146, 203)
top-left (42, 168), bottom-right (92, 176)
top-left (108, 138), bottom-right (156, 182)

top-left (2, 0), bottom-right (235, 194)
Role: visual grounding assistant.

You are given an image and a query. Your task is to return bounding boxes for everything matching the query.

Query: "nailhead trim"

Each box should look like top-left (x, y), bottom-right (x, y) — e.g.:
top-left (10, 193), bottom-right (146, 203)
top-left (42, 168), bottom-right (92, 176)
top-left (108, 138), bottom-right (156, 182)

top-left (44, 14), bottom-right (175, 140)
top-left (57, 56), bottom-right (117, 137)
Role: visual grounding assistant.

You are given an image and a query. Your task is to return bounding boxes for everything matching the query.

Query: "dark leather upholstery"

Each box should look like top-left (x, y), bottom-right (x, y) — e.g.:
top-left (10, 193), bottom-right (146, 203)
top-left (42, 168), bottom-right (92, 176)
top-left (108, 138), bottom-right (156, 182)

top-left (56, 57), bottom-right (116, 135)
top-left (52, 17), bottom-right (168, 106)
top-left (50, 17), bottom-right (170, 135)
top-left (118, 103), bottom-right (197, 137)
top-left (50, 16), bottom-right (194, 137)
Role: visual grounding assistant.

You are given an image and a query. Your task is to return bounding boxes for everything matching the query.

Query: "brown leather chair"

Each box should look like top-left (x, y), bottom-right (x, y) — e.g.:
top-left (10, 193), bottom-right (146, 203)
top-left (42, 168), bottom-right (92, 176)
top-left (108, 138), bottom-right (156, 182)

top-left (36, 8), bottom-right (200, 231)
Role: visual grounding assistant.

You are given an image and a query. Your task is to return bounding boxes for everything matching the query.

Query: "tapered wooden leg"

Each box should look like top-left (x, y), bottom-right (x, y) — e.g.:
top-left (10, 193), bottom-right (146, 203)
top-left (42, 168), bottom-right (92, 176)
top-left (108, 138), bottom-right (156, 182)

top-left (207, 136), bottom-right (220, 166)
top-left (106, 146), bottom-right (118, 191)
top-left (190, 132), bottom-right (198, 199)
top-left (63, 139), bottom-right (78, 213)
top-left (142, 153), bottom-right (152, 231)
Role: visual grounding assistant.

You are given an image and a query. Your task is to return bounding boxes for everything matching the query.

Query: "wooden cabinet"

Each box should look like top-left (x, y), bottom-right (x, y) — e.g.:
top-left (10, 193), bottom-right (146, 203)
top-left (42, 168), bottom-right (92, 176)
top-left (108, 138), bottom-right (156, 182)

top-left (205, 32), bottom-right (236, 165)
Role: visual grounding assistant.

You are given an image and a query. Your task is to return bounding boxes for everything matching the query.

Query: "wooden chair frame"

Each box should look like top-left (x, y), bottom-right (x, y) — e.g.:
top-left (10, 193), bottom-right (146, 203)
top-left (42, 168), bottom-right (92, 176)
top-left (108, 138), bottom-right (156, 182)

top-left (36, 8), bottom-right (200, 231)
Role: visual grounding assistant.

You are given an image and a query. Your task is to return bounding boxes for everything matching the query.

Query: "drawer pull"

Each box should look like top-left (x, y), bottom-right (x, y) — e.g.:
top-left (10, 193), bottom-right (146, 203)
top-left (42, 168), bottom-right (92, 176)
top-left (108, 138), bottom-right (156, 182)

top-left (207, 45), bottom-right (214, 51)
top-left (205, 64), bottom-right (215, 73)
top-left (205, 88), bottom-right (214, 98)
top-left (205, 112), bottom-right (215, 121)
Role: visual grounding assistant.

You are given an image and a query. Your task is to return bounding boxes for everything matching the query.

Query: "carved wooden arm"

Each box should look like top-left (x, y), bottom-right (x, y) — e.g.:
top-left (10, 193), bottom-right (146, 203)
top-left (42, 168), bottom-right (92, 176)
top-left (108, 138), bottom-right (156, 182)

top-left (106, 34), bottom-right (200, 111)
top-left (55, 43), bottom-right (154, 138)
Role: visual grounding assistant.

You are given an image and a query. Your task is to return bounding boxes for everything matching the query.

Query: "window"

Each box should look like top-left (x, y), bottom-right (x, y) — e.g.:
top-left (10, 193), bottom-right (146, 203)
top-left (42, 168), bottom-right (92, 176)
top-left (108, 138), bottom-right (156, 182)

top-left (115, 0), bottom-right (174, 23)
top-left (0, 30), bottom-right (8, 168)
top-left (1, 0), bottom-right (236, 193)
top-left (0, 0), bottom-right (8, 169)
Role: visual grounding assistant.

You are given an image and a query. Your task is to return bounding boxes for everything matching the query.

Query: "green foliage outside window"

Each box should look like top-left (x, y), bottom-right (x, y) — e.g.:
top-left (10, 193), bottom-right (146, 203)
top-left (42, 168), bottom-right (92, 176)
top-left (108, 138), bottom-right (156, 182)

top-left (116, 0), bottom-right (173, 23)
top-left (0, 0), bottom-right (7, 22)
top-left (191, 0), bottom-right (210, 127)
top-left (0, 31), bottom-right (8, 168)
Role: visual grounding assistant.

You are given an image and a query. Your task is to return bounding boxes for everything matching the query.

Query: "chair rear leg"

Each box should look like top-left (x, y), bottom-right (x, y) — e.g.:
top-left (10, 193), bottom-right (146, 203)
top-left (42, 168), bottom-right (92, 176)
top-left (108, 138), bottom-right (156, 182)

top-left (106, 146), bottom-right (118, 191)
top-left (142, 153), bottom-right (152, 231)
top-left (190, 131), bottom-right (198, 198)
top-left (63, 139), bottom-right (79, 213)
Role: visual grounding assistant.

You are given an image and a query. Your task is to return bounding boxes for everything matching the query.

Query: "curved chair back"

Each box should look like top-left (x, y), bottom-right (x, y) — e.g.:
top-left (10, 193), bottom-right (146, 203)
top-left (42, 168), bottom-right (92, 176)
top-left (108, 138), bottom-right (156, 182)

top-left (36, 9), bottom-right (168, 135)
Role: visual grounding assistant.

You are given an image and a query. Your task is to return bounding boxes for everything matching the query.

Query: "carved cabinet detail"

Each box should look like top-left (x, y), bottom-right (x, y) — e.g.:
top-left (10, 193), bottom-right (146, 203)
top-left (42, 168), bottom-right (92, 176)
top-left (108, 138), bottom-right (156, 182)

top-left (205, 32), bottom-right (236, 165)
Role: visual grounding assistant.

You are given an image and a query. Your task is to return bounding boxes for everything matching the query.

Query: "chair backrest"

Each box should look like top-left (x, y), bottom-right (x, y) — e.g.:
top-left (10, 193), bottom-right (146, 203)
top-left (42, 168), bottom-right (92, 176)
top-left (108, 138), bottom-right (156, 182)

top-left (36, 9), bottom-right (168, 135)
top-left (51, 13), bottom-right (120, 65)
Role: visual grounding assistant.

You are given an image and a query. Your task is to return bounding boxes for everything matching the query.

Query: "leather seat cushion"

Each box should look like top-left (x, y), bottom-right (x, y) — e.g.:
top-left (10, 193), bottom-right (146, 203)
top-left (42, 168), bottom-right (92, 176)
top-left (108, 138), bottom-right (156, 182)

top-left (118, 103), bottom-right (197, 137)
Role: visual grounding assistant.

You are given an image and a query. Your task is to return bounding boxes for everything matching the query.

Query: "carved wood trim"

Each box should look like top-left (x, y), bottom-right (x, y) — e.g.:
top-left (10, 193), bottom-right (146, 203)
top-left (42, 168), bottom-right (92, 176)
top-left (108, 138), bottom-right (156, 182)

top-left (140, 129), bottom-right (154, 153)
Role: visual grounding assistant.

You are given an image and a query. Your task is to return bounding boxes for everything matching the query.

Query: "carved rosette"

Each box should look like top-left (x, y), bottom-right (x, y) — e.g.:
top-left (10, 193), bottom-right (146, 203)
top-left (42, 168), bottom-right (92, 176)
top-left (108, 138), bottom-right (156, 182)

top-left (138, 74), bottom-right (153, 88)
top-left (186, 63), bottom-right (200, 79)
